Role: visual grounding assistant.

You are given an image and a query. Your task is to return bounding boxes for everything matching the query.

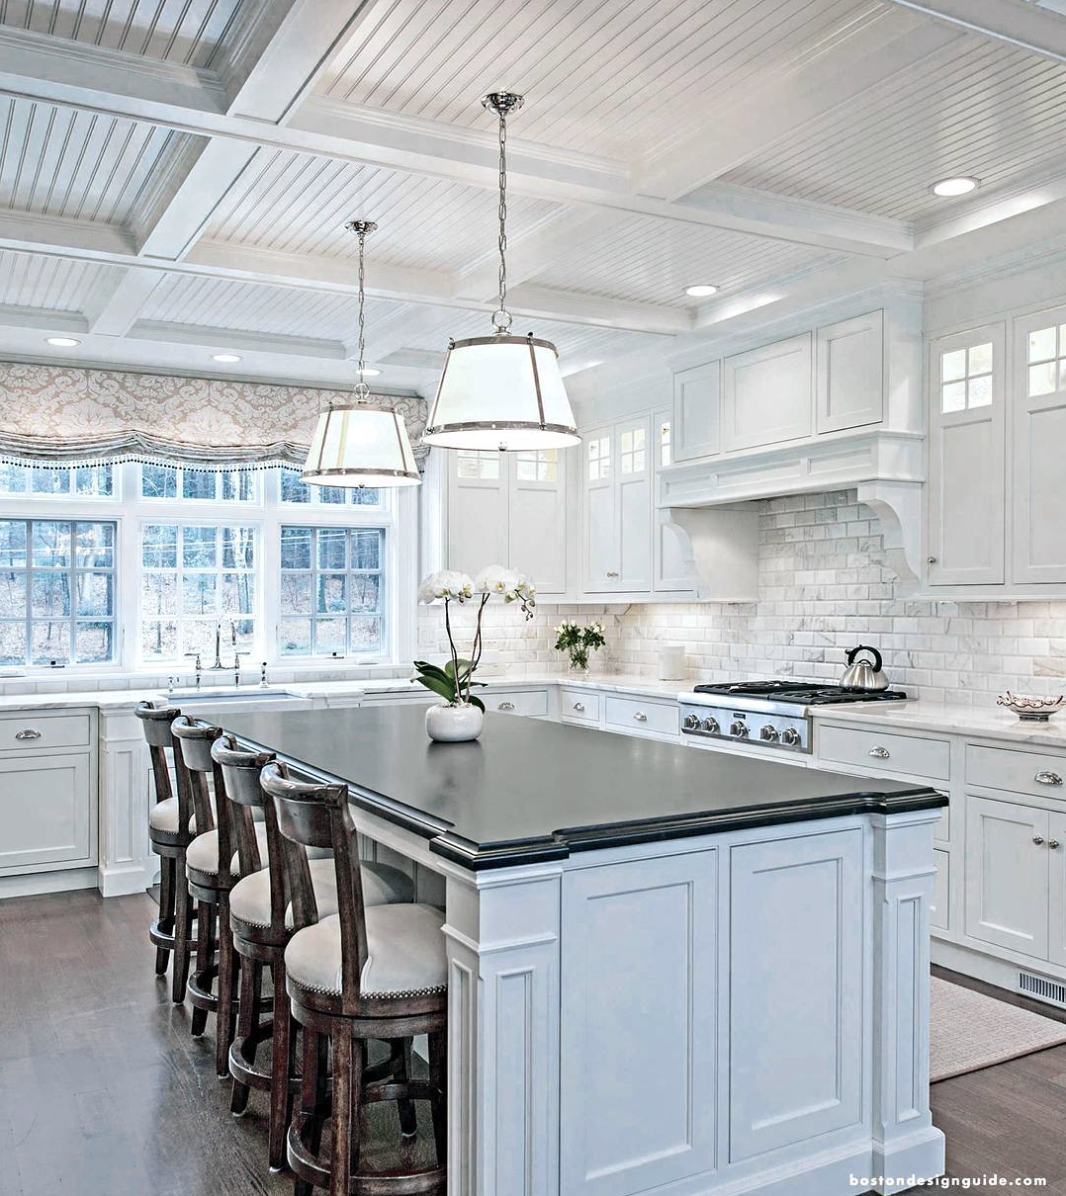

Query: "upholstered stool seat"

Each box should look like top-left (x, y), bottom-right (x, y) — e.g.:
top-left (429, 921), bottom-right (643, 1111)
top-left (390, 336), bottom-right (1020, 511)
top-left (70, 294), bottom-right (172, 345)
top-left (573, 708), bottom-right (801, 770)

top-left (286, 904), bottom-right (446, 1000)
top-left (147, 796), bottom-right (187, 835)
top-left (187, 822), bottom-right (270, 878)
top-left (230, 858), bottom-right (413, 930)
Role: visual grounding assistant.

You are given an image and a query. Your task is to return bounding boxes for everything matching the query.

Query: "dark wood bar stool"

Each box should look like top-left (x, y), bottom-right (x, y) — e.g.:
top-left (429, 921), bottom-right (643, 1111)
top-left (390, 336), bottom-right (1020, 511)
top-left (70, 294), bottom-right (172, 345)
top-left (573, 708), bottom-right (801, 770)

top-left (261, 761), bottom-right (448, 1196)
top-left (212, 734), bottom-right (415, 1173)
top-left (172, 716), bottom-right (268, 1076)
top-left (136, 701), bottom-right (197, 1004)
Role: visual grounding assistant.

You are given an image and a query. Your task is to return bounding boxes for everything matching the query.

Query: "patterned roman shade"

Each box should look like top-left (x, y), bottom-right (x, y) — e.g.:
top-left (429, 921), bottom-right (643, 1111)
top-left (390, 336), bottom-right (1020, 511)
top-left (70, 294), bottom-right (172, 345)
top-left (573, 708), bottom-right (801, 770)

top-left (0, 362), bottom-right (428, 470)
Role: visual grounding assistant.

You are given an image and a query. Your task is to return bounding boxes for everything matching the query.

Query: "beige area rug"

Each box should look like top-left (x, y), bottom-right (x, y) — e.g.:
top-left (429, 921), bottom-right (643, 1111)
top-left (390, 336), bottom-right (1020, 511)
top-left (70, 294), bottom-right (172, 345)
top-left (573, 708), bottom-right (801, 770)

top-left (931, 976), bottom-right (1066, 1082)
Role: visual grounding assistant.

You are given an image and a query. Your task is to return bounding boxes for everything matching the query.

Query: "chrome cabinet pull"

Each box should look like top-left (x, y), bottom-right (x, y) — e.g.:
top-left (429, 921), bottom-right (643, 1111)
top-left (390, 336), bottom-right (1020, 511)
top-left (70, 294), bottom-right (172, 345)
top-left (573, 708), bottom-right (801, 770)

top-left (606, 571), bottom-right (619, 579)
top-left (1051, 840), bottom-right (1061, 850)
top-left (1035, 771), bottom-right (1063, 787)
top-left (868, 746), bottom-right (890, 759)
top-left (14, 729), bottom-right (42, 741)
top-left (498, 701), bottom-right (516, 712)
top-left (1034, 836), bottom-right (1046, 845)
top-left (573, 702), bottom-right (585, 712)
top-left (634, 711), bottom-right (648, 722)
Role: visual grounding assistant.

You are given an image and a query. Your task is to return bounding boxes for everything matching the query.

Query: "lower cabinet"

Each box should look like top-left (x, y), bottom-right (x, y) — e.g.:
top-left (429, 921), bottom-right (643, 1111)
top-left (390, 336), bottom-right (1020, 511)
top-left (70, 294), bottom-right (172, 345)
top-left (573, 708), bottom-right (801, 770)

top-left (0, 751), bottom-right (94, 873)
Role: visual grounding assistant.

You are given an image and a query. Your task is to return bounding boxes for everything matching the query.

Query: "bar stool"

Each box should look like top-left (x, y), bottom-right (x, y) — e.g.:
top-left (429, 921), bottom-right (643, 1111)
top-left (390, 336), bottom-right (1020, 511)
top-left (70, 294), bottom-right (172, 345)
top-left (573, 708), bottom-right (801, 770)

top-left (172, 716), bottom-right (267, 1075)
top-left (136, 701), bottom-right (197, 1004)
top-left (212, 734), bottom-right (415, 1172)
top-left (261, 761), bottom-right (448, 1196)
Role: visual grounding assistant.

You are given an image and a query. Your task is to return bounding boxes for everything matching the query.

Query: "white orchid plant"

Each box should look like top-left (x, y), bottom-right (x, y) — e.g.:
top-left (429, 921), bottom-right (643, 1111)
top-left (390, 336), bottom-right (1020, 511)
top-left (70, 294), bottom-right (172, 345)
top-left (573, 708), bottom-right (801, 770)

top-left (414, 566), bottom-right (536, 709)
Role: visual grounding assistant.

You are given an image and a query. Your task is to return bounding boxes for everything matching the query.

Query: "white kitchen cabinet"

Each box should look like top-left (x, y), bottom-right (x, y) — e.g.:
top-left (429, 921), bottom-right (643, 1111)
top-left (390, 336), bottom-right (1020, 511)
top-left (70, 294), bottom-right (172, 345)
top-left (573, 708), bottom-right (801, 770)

top-left (816, 309), bottom-right (884, 434)
top-left (670, 359), bottom-right (720, 461)
top-left (1012, 309), bottom-right (1066, 584)
top-left (582, 415), bottom-right (652, 593)
top-left (965, 793), bottom-right (1048, 959)
top-left (926, 324), bottom-right (1006, 586)
top-left (931, 849), bottom-right (950, 932)
top-left (444, 445), bottom-right (568, 594)
top-left (722, 332), bottom-right (812, 453)
top-left (1048, 811), bottom-right (1066, 969)
top-left (0, 752), bottom-right (94, 873)
top-left (653, 409), bottom-right (694, 593)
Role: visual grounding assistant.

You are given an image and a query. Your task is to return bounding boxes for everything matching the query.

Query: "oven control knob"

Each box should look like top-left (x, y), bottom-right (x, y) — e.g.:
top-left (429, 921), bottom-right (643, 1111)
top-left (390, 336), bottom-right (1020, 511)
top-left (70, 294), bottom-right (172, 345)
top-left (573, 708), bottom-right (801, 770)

top-left (730, 720), bottom-right (749, 738)
top-left (701, 717), bottom-right (720, 734)
top-left (760, 724), bottom-right (779, 742)
top-left (682, 714), bottom-right (700, 730)
top-left (781, 727), bottom-right (802, 746)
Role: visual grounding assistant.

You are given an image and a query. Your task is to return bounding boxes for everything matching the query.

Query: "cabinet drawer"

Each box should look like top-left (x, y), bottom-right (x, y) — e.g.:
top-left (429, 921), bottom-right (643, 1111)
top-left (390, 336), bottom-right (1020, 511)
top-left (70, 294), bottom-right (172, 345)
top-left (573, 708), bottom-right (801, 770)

top-left (966, 744), bottom-right (1066, 799)
top-left (560, 689), bottom-right (600, 723)
top-left (485, 689), bottom-right (549, 718)
top-left (817, 724), bottom-right (950, 780)
top-left (0, 712), bottom-right (90, 753)
top-left (604, 696), bottom-right (678, 737)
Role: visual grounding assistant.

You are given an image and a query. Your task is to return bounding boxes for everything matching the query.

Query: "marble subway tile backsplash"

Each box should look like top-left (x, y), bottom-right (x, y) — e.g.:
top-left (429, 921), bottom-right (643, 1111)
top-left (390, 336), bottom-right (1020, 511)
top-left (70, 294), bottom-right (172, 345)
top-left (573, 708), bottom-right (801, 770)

top-left (607, 489), bottom-right (1066, 707)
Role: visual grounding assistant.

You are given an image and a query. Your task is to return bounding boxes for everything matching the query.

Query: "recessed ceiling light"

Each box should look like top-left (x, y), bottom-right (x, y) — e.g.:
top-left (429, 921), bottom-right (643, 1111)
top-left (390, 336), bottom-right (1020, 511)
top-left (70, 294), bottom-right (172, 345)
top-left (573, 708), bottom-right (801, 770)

top-left (212, 353), bottom-right (242, 363)
top-left (685, 284), bottom-right (719, 298)
top-left (358, 366), bottom-right (382, 377)
top-left (46, 336), bottom-right (80, 347)
top-left (931, 176), bottom-right (980, 197)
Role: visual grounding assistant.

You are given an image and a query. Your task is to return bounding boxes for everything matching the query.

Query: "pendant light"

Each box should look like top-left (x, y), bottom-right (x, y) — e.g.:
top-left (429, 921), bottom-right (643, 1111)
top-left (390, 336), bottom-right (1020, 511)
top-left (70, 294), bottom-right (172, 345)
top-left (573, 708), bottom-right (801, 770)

top-left (301, 220), bottom-right (421, 488)
top-left (423, 92), bottom-right (580, 452)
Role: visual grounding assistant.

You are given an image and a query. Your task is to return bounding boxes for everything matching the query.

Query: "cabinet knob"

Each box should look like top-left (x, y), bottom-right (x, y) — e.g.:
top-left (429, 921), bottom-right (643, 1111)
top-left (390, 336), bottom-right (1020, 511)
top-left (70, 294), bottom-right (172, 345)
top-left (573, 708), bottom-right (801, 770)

top-left (1034, 836), bottom-right (1045, 845)
top-left (868, 746), bottom-right (891, 759)
top-left (927, 556), bottom-right (938, 564)
top-left (1051, 840), bottom-right (1061, 850)
top-left (1035, 771), bottom-right (1063, 787)
top-left (606, 571), bottom-right (619, 578)
top-left (573, 702), bottom-right (585, 712)
top-left (14, 728), bottom-right (41, 740)
top-left (497, 701), bottom-right (516, 712)
top-left (634, 711), bottom-right (648, 722)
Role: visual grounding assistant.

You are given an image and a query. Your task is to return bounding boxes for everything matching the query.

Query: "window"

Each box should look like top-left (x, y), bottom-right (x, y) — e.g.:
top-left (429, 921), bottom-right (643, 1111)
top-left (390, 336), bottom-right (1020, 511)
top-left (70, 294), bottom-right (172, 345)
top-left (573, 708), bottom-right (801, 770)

top-left (515, 449), bottom-right (557, 482)
top-left (0, 518), bottom-right (116, 665)
top-left (140, 523), bottom-right (256, 662)
top-left (1027, 323), bottom-right (1066, 397)
top-left (455, 450), bottom-right (500, 481)
top-left (587, 436), bottom-right (610, 482)
top-left (279, 525), bottom-right (384, 658)
top-left (940, 342), bottom-right (993, 413)
top-left (659, 421), bottom-right (671, 467)
top-left (141, 463), bottom-right (257, 502)
top-left (620, 427), bottom-right (646, 474)
top-left (0, 463), bottom-right (113, 497)
top-left (279, 466), bottom-right (381, 507)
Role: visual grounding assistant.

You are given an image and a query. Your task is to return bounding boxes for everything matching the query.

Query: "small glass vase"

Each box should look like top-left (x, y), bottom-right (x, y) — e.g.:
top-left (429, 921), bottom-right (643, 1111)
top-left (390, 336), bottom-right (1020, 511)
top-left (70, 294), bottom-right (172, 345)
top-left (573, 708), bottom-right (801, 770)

top-left (568, 653), bottom-right (591, 678)
top-left (425, 702), bottom-right (484, 743)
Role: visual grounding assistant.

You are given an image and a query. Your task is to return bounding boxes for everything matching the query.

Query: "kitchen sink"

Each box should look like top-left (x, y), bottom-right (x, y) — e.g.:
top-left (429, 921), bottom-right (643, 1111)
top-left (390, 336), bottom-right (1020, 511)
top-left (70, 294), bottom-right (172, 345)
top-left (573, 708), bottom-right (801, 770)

top-left (160, 688), bottom-right (298, 703)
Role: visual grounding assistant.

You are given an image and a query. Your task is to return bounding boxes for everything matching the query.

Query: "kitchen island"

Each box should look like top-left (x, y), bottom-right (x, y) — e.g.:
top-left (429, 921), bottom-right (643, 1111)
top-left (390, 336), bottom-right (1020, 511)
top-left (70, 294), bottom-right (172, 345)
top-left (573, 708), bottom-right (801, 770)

top-left (219, 705), bottom-right (947, 1196)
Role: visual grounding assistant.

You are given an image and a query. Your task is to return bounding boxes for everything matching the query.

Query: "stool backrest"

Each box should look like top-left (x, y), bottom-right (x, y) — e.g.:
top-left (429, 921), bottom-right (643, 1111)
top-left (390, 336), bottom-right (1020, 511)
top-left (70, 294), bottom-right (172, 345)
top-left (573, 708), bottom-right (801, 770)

top-left (260, 760), bottom-right (367, 1006)
top-left (172, 718), bottom-right (227, 876)
top-left (135, 702), bottom-right (194, 842)
top-left (211, 734), bottom-right (278, 912)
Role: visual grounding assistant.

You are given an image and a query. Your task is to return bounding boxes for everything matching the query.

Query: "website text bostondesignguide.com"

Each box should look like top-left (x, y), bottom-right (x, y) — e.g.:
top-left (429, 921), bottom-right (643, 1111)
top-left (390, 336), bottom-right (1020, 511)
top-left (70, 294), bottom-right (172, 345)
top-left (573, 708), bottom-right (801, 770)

top-left (850, 1176), bottom-right (1048, 1190)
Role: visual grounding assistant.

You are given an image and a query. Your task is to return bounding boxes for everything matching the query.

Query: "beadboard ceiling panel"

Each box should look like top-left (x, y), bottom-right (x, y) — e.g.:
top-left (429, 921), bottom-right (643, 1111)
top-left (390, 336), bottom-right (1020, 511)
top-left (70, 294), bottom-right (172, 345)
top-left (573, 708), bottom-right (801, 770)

top-left (723, 34), bottom-right (1066, 222)
top-left (203, 147), bottom-right (563, 272)
top-left (525, 213), bottom-right (842, 308)
top-left (0, 0), bottom-right (244, 67)
top-left (0, 250), bottom-right (119, 311)
top-left (0, 97), bottom-right (182, 225)
top-left (318, 0), bottom-right (884, 160)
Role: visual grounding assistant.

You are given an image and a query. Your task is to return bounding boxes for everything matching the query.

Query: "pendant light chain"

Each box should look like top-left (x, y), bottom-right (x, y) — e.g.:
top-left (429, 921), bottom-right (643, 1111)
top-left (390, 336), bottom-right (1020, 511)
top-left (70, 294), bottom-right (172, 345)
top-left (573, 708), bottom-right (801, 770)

top-left (344, 218), bottom-right (378, 402)
top-left (495, 106), bottom-right (510, 332)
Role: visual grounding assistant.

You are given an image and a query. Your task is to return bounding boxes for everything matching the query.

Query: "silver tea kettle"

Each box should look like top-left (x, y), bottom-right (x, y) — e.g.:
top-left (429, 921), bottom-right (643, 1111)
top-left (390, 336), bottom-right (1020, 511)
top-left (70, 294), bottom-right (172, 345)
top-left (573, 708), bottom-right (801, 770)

top-left (841, 644), bottom-right (889, 691)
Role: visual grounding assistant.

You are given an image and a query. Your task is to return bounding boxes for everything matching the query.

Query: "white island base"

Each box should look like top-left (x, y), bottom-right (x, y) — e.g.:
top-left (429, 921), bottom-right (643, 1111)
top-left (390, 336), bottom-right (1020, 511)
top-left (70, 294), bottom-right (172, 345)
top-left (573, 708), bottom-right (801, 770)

top-left (357, 804), bottom-right (945, 1196)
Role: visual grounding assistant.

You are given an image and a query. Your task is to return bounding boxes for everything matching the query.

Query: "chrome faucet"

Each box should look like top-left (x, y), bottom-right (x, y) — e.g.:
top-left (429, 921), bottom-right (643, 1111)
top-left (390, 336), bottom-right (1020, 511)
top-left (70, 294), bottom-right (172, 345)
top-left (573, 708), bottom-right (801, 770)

top-left (183, 652), bottom-right (203, 689)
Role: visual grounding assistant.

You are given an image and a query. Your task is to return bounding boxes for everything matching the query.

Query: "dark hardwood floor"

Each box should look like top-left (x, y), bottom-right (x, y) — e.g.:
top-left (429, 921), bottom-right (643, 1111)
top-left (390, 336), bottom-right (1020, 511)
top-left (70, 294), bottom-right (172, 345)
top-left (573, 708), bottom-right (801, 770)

top-left (3, 890), bottom-right (1066, 1195)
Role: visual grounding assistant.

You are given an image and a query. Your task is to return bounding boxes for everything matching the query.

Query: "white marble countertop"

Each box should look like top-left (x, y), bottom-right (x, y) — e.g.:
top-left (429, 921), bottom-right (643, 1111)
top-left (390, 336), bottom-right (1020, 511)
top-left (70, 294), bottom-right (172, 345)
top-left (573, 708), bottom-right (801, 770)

top-left (812, 700), bottom-right (1066, 750)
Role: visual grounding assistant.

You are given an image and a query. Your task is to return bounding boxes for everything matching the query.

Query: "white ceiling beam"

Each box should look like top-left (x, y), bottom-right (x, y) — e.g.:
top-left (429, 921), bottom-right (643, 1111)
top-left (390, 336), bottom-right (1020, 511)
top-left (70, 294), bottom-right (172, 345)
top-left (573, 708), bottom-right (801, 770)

top-left (128, 321), bottom-right (348, 361)
top-left (84, 269), bottom-right (168, 336)
top-left (0, 306), bottom-right (87, 335)
top-left (504, 284), bottom-right (691, 336)
top-left (0, 32), bottom-right (910, 259)
top-left (634, 10), bottom-right (962, 200)
top-left (883, 0), bottom-right (1066, 63)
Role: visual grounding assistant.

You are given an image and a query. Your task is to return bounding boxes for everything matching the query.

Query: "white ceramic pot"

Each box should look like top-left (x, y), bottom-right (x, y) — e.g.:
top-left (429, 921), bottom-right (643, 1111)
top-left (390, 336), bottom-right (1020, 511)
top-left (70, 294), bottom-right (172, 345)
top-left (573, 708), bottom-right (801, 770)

top-left (425, 702), bottom-right (484, 743)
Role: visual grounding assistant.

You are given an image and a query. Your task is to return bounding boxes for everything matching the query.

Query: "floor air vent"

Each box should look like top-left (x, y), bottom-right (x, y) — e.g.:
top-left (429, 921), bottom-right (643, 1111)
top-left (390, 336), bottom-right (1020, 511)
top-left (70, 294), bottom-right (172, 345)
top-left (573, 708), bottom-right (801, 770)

top-left (1018, 970), bottom-right (1066, 1009)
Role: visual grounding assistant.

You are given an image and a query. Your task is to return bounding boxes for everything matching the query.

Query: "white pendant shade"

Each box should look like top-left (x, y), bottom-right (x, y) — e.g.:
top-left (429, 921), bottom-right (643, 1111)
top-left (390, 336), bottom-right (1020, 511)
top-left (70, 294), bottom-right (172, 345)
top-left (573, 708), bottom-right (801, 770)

top-left (301, 405), bottom-right (420, 488)
top-left (423, 333), bottom-right (580, 451)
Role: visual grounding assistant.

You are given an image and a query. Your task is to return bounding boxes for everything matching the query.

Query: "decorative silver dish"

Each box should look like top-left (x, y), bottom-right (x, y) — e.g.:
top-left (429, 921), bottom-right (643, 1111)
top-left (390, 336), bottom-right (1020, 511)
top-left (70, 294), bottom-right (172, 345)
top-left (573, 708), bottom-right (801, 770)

top-left (997, 692), bottom-right (1065, 722)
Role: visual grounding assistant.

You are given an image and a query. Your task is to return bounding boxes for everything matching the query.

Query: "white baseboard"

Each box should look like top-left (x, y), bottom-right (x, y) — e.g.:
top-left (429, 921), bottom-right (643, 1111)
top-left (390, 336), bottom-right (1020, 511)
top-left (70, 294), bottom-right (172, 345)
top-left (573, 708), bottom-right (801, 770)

top-left (98, 863), bottom-right (151, 898)
top-left (0, 867), bottom-right (98, 900)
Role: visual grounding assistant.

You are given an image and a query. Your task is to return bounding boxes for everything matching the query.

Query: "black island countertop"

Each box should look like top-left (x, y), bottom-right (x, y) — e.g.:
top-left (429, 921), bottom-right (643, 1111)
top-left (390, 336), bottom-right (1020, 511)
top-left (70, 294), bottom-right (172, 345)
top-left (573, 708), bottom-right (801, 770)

top-left (217, 706), bottom-right (947, 870)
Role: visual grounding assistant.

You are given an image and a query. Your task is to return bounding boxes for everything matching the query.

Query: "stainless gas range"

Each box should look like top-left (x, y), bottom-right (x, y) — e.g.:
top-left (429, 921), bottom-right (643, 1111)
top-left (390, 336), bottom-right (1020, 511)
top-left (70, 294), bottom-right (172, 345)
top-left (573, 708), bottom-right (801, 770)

top-left (679, 680), bottom-right (909, 755)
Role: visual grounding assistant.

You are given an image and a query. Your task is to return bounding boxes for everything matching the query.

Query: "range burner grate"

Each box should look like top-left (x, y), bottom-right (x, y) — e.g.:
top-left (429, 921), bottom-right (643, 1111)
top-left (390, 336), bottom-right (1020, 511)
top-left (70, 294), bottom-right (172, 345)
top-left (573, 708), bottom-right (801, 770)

top-left (692, 680), bottom-right (907, 705)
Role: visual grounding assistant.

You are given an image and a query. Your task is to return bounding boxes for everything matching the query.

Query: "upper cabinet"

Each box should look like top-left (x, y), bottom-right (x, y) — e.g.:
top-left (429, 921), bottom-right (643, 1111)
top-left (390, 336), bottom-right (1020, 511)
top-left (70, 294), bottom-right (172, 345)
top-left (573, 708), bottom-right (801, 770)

top-left (927, 325), bottom-right (1006, 586)
top-left (671, 361), bottom-right (720, 462)
top-left (1013, 310), bottom-right (1066, 585)
top-left (816, 310), bottom-right (884, 434)
top-left (582, 416), bottom-right (652, 594)
top-left (722, 332), bottom-right (812, 453)
top-left (444, 446), bottom-right (568, 594)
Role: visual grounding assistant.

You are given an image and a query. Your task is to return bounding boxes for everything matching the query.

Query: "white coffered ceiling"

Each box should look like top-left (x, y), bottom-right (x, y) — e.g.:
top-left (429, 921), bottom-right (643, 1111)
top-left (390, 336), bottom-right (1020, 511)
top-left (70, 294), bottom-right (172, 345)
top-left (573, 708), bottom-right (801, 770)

top-left (0, 0), bottom-right (1062, 397)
